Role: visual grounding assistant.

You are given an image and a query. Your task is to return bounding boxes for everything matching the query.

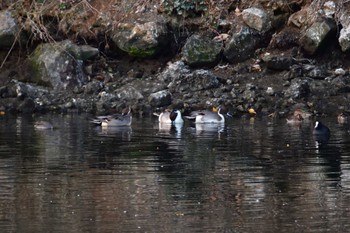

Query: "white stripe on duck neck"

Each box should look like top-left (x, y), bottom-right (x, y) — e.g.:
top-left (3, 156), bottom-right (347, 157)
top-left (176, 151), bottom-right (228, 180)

top-left (314, 121), bottom-right (319, 128)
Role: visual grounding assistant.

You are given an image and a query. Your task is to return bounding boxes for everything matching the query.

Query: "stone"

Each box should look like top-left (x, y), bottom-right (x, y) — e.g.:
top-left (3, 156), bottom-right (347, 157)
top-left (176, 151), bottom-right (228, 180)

top-left (182, 34), bottom-right (223, 67)
top-left (242, 7), bottom-right (271, 32)
top-left (300, 18), bottom-right (336, 55)
top-left (223, 26), bottom-right (261, 63)
top-left (0, 10), bottom-right (25, 48)
top-left (27, 40), bottom-right (89, 92)
top-left (339, 26), bottom-right (350, 52)
top-left (148, 90), bottom-right (172, 107)
top-left (111, 17), bottom-right (168, 58)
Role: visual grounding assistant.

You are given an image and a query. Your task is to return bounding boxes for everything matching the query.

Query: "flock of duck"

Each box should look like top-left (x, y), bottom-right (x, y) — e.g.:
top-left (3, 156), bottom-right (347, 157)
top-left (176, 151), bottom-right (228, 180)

top-left (33, 106), bottom-right (338, 143)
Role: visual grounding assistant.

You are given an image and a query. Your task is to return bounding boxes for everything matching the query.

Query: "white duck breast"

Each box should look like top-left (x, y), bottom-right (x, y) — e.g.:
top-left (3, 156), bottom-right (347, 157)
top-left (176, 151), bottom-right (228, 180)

top-left (170, 110), bottom-right (184, 124)
top-left (158, 110), bottom-right (183, 124)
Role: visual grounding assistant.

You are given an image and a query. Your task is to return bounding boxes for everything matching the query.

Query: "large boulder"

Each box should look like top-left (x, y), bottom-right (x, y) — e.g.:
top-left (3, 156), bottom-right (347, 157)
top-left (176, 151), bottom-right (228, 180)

top-left (223, 26), bottom-right (268, 63)
top-left (27, 40), bottom-right (98, 92)
top-left (181, 34), bottom-right (222, 67)
top-left (242, 7), bottom-right (271, 32)
top-left (299, 18), bottom-right (337, 55)
top-left (111, 16), bottom-right (168, 58)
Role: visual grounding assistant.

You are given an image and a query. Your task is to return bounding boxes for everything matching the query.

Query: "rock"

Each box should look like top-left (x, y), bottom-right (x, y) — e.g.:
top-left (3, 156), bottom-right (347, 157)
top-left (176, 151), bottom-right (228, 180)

top-left (300, 18), bottom-right (337, 55)
top-left (266, 87), bottom-right (274, 96)
top-left (182, 34), bottom-right (222, 67)
top-left (331, 76), bottom-right (350, 93)
top-left (242, 7), bottom-right (271, 32)
top-left (223, 26), bottom-right (268, 63)
top-left (268, 27), bottom-right (300, 50)
top-left (0, 10), bottom-right (25, 48)
top-left (262, 54), bottom-right (294, 70)
top-left (69, 44), bottom-right (99, 61)
top-left (284, 79), bottom-right (310, 100)
top-left (148, 90), bottom-right (172, 107)
top-left (115, 86), bottom-right (144, 101)
top-left (27, 40), bottom-right (89, 92)
top-left (111, 17), bottom-right (168, 58)
top-left (84, 80), bottom-right (104, 94)
top-left (302, 64), bottom-right (328, 80)
top-left (339, 26), bottom-right (350, 52)
top-left (288, 8), bottom-right (309, 28)
top-left (323, 1), bottom-right (336, 18)
top-left (168, 69), bottom-right (220, 93)
top-left (334, 68), bottom-right (346, 76)
top-left (158, 61), bottom-right (190, 83)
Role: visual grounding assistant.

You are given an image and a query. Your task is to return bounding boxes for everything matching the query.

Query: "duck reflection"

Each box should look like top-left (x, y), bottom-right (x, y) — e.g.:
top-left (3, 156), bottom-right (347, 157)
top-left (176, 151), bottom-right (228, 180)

top-left (158, 122), bottom-right (183, 138)
top-left (313, 121), bottom-right (330, 146)
top-left (95, 126), bottom-right (132, 141)
top-left (194, 123), bottom-right (225, 138)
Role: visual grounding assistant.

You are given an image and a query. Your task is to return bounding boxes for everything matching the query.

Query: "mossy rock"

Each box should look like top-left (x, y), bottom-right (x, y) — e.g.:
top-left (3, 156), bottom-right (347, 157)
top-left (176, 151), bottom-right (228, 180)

top-left (182, 34), bottom-right (223, 67)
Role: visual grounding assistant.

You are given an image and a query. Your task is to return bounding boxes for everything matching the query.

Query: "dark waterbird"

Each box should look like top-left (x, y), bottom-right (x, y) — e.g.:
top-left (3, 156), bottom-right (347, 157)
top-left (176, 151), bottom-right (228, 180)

top-left (313, 121), bottom-right (330, 143)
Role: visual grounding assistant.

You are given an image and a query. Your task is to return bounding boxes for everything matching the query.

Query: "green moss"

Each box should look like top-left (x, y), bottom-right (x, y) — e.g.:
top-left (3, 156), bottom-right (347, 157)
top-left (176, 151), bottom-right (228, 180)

top-left (128, 46), bottom-right (157, 58)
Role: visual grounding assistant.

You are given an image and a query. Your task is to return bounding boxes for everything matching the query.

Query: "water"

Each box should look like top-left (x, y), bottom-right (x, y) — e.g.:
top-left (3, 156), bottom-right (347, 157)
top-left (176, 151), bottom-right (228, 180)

top-left (0, 114), bottom-right (350, 232)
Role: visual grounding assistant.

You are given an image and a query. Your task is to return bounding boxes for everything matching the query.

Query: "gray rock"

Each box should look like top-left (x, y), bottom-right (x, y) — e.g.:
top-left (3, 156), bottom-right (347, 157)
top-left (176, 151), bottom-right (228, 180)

top-left (115, 86), bottom-right (144, 101)
top-left (182, 34), bottom-right (222, 67)
top-left (284, 79), bottom-right (310, 99)
top-left (339, 26), bottom-right (350, 52)
top-left (148, 90), bottom-right (172, 107)
top-left (158, 61), bottom-right (190, 83)
top-left (331, 76), bottom-right (350, 93)
top-left (263, 54), bottom-right (294, 70)
top-left (168, 69), bottom-right (220, 93)
top-left (0, 10), bottom-right (25, 48)
top-left (27, 40), bottom-right (89, 92)
top-left (242, 7), bottom-right (271, 32)
top-left (303, 65), bottom-right (328, 79)
top-left (223, 26), bottom-right (263, 63)
top-left (111, 17), bottom-right (168, 58)
top-left (300, 18), bottom-right (336, 55)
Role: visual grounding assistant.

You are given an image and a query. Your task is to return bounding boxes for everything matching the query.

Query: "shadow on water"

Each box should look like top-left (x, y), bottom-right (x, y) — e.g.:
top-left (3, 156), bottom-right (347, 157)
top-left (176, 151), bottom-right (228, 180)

top-left (1, 114), bottom-right (350, 232)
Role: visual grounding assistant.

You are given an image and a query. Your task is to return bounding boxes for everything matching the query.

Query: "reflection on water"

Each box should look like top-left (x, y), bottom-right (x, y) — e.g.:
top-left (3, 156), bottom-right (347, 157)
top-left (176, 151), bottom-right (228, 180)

top-left (0, 114), bottom-right (350, 232)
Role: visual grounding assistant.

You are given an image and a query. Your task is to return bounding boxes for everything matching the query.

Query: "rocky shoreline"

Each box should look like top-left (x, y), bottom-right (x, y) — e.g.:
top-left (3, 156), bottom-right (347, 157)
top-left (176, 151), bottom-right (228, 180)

top-left (1, 1), bottom-right (350, 119)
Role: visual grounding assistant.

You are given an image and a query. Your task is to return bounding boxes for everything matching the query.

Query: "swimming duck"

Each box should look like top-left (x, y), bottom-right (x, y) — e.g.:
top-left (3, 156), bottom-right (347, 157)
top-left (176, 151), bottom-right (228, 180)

top-left (185, 107), bottom-right (226, 124)
top-left (337, 112), bottom-right (349, 124)
top-left (92, 107), bottom-right (132, 127)
top-left (313, 121), bottom-right (330, 143)
top-left (293, 108), bottom-right (312, 119)
top-left (154, 109), bottom-right (184, 124)
top-left (286, 113), bottom-right (303, 125)
top-left (34, 121), bottom-right (54, 130)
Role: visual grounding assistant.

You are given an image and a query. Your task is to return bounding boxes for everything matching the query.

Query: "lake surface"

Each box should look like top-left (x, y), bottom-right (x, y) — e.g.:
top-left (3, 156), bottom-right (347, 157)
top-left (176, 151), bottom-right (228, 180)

top-left (0, 113), bottom-right (350, 232)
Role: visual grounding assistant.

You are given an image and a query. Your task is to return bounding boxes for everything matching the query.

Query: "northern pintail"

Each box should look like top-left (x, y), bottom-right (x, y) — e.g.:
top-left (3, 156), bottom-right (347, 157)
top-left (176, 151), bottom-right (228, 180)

top-left (185, 107), bottom-right (226, 124)
top-left (92, 107), bottom-right (132, 127)
top-left (337, 112), bottom-right (349, 124)
top-left (293, 108), bottom-right (312, 119)
top-left (155, 109), bottom-right (184, 124)
top-left (34, 120), bottom-right (54, 130)
top-left (286, 113), bottom-right (303, 125)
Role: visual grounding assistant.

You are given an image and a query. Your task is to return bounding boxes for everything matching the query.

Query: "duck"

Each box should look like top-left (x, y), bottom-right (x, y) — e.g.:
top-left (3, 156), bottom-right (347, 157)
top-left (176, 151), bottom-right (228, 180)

top-left (293, 108), bottom-right (313, 119)
top-left (313, 121), bottom-right (330, 143)
top-left (91, 107), bottom-right (132, 127)
top-left (34, 120), bottom-right (54, 130)
top-left (185, 107), bottom-right (226, 124)
top-left (337, 112), bottom-right (349, 124)
top-left (154, 109), bottom-right (184, 124)
top-left (286, 113), bottom-right (303, 125)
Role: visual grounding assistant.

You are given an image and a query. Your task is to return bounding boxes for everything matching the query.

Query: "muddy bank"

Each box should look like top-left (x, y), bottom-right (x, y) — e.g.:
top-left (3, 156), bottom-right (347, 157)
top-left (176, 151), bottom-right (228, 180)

top-left (1, 0), bottom-right (350, 119)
